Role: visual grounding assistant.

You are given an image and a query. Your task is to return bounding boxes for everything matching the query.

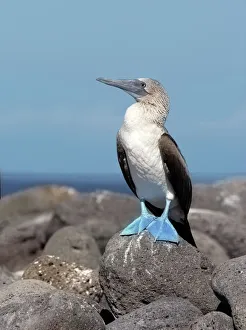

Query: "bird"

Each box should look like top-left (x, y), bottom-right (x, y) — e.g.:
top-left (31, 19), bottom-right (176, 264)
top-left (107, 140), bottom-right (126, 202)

top-left (96, 77), bottom-right (196, 247)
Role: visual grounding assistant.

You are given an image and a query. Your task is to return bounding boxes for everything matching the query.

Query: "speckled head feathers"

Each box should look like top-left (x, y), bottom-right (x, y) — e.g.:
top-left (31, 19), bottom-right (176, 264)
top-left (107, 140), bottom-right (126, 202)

top-left (97, 77), bottom-right (170, 123)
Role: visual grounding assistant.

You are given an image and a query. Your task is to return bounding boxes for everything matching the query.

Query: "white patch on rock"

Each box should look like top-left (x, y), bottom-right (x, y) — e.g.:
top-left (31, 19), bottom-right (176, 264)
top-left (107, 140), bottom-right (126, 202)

top-left (137, 320), bottom-right (145, 326)
top-left (136, 232), bottom-right (145, 249)
top-left (145, 269), bottom-right (152, 276)
top-left (189, 208), bottom-right (220, 215)
top-left (32, 212), bottom-right (54, 225)
top-left (91, 190), bottom-right (111, 204)
top-left (124, 240), bottom-right (134, 265)
top-left (66, 187), bottom-right (77, 195)
top-left (14, 270), bottom-right (24, 278)
top-left (222, 194), bottom-right (241, 208)
top-left (165, 242), bottom-right (174, 252)
top-left (74, 267), bottom-right (93, 277)
top-left (109, 253), bottom-right (115, 264)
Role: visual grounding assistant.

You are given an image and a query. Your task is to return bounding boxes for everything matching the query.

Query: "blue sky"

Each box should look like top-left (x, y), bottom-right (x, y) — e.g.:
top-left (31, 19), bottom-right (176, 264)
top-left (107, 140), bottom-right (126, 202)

top-left (0, 0), bottom-right (245, 174)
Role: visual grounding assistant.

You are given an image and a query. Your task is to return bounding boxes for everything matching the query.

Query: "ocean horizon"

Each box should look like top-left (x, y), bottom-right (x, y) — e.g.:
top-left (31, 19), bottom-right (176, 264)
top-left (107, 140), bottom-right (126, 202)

top-left (1, 172), bottom-right (246, 198)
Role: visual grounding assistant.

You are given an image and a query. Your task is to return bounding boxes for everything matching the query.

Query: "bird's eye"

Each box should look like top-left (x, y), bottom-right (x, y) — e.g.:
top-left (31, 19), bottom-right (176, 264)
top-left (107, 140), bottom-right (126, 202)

top-left (141, 82), bottom-right (146, 88)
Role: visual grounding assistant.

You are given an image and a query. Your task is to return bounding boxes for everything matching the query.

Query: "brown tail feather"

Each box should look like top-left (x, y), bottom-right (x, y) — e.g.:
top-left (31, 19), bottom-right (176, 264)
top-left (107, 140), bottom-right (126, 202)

top-left (170, 216), bottom-right (197, 248)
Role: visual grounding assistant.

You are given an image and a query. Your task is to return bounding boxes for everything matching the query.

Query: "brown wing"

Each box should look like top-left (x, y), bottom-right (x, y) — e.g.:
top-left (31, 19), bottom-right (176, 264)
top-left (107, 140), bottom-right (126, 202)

top-left (158, 133), bottom-right (192, 216)
top-left (116, 133), bottom-right (138, 198)
top-left (158, 133), bottom-right (196, 246)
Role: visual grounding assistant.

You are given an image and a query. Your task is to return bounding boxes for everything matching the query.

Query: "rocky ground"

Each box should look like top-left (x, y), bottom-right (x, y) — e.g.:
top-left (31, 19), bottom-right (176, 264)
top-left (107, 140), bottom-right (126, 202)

top-left (0, 180), bottom-right (246, 329)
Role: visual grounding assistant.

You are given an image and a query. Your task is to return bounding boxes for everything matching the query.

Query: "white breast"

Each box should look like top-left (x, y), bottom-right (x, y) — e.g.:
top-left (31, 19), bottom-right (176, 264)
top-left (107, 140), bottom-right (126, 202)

top-left (119, 104), bottom-right (176, 209)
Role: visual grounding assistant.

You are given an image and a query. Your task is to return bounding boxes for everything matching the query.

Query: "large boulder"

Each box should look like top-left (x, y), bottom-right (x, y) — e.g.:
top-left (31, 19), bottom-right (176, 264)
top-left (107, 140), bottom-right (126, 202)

top-left (0, 185), bottom-right (78, 222)
top-left (106, 296), bottom-right (202, 330)
top-left (0, 278), bottom-right (57, 297)
top-left (22, 255), bottom-right (103, 303)
top-left (0, 185), bottom-right (79, 271)
top-left (212, 255), bottom-right (246, 330)
top-left (0, 188), bottom-right (139, 271)
top-left (192, 230), bottom-right (229, 265)
top-left (189, 208), bottom-right (246, 258)
top-left (100, 231), bottom-right (219, 316)
top-left (0, 279), bottom-right (105, 330)
top-left (192, 179), bottom-right (246, 223)
top-left (54, 191), bottom-right (139, 252)
top-left (0, 212), bottom-right (64, 271)
top-left (189, 311), bottom-right (234, 330)
top-left (43, 225), bottom-right (101, 269)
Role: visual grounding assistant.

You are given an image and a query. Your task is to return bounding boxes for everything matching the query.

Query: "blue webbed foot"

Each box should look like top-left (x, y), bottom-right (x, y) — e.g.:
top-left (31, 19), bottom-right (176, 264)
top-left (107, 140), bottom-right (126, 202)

top-left (120, 214), bottom-right (156, 236)
top-left (120, 199), bottom-right (156, 236)
top-left (147, 217), bottom-right (179, 243)
top-left (147, 198), bottom-right (179, 243)
top-left (120, 197), bottom-right (180, 244)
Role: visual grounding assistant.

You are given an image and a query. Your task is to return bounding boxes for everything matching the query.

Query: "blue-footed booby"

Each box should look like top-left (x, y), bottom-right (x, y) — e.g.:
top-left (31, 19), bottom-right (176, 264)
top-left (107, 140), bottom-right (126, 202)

top-left (96, 77), bottom-right (196, 246)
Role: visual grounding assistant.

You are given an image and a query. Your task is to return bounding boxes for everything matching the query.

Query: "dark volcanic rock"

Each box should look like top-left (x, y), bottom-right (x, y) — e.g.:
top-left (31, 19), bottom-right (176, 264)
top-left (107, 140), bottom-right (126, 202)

top-left (22, 255), bottom-right (103, 302)
top-left (0, 185), bottom-right (79, 222)
top-left (0, 188), bottom-right (138, 271)
top-left (192, 230), bottom-right (229, 265)
top-left (192, 179), bottom-right (246, 223)
top-left (212, 256), bottom-right (246, 330)
top-left (0, 278), bottom-right (57, 297)
top-left (189, 311), bottom-right (234, 330)
top-left (0, 185), bottom-right (80, 271)
top-left (189, 208), bottom-right (246, 258)
top-left (43, 225), bottom-right (101, 269)
top-left (100, 231), bottom-right (219, 316)
top-left (106, 296), bottom-right (202, 330)
top-left (54, 191), bottom-right (139, 252)
top-left (0, 279), bottom-right (105, 330)
top-left (0, 212), bottom-right (64, 271)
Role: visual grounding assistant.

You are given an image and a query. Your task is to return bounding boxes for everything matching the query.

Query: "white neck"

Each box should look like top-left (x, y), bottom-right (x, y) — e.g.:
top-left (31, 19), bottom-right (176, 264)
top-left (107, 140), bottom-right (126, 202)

top-left (123, 102), bottom-right (167, 130)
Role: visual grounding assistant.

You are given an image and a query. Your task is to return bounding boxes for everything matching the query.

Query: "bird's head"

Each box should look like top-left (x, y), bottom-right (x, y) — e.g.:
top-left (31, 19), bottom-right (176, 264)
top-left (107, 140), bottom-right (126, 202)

top-left (96, 77), bottom-right (169, 111)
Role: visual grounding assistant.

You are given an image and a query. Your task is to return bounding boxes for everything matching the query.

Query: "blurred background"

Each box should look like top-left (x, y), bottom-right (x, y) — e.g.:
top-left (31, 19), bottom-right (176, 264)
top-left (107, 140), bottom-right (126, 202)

top-left (0, 0), bottom-right (245, 196)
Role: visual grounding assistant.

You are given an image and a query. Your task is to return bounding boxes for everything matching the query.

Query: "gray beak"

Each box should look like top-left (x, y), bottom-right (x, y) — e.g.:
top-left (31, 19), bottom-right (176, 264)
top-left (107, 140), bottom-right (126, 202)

top-left (96, 77), bottom-right (148, 98)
